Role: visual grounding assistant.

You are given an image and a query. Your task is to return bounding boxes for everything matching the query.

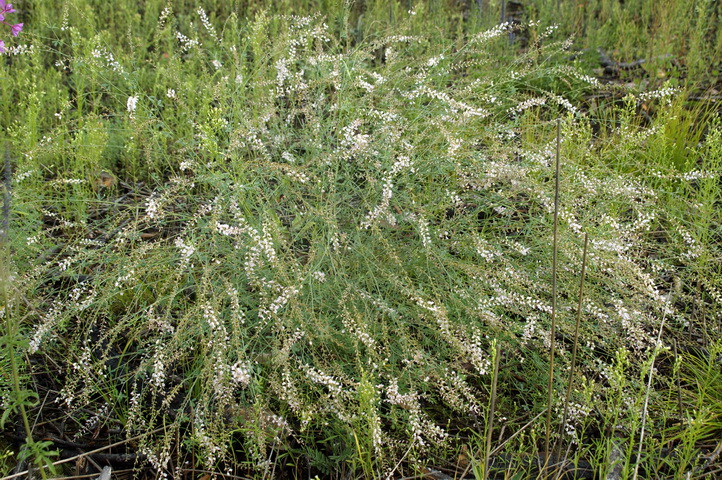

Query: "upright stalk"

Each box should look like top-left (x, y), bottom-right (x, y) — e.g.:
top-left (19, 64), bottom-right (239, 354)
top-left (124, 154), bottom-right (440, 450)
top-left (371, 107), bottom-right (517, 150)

top-left (483, 341), bottom-right (501, 480)
top-left (2, 143), bottom-right (10, 242)
top-left (632, 291), bottom-right (673, 480)
top-left (558, 233), bottom-right (589, 455)
top-left (545, 119), bottom-right (562, 460)
top-left (1, 145), bottom-right (48, 480)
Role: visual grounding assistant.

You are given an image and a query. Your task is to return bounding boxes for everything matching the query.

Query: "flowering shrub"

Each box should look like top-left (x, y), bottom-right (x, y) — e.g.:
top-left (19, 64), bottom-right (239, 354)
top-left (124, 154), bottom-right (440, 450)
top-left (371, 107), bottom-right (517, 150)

top-left (3, 2), bottom-right (721, 479)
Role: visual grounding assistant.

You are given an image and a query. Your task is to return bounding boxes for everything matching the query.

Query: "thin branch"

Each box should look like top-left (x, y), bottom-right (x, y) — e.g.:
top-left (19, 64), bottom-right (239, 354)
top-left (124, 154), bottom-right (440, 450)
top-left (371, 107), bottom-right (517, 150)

top-left (632, 291), bottom-right (674, 480)
top-left (483, 341), bottom-right (502, 480)
top-left (545, 118), bottom-right (562, 459)
top-left (1, 427), bottom-right (165, 480)
top-left (558, 233), bottom-right (589, 447)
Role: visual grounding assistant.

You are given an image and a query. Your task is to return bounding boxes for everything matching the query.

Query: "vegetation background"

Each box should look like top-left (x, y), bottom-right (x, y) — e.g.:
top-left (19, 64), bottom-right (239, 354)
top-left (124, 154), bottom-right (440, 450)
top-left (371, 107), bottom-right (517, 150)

top-left (1, 0), bottom-right (721, 478)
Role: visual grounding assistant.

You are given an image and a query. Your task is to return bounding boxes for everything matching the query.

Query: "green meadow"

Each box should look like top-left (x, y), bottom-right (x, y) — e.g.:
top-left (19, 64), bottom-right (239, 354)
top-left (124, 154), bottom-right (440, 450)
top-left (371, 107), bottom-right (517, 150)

top-left (1, 1), bottom-right (721, 478)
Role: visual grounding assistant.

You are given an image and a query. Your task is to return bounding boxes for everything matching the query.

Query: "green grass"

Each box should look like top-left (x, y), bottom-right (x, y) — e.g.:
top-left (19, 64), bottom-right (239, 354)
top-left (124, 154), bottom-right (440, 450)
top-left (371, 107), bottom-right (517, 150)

top-left (1, 1), bottom-right (721, 478)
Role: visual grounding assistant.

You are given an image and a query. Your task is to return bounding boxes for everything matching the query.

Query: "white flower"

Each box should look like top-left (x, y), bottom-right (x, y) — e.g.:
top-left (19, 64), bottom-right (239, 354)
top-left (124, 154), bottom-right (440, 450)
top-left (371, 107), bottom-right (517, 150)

top-left (231, 362), bottom-right (252, 387)
top-left (145, 195), bottom-right (160, 219)
top-left (127, 96), bottom-right (139, 115)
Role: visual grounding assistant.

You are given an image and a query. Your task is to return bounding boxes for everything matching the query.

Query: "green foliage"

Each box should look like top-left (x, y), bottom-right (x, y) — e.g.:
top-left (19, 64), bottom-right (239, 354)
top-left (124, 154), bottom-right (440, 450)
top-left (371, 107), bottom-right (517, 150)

top-left (1, 1), bottom-right (721, 478)
top-left (16, 439), bottom-right (59, 476)
top-left (0, 353), bottom-right (37, 430)
top-left (531, 0), bottom-right (722, 88)
top-left (0, 442), bottom-right (15, 478)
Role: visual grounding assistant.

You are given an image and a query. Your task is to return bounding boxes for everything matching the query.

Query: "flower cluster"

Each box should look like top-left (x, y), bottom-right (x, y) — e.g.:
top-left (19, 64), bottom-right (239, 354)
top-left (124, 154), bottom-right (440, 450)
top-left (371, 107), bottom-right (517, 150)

top-left (90, 46), bottom-right (125, 74)
top-left (638, 85), bottom-right (678, 103)
top-left (197, 7), bottom-right (218, 42)
top-left (16, 6), bottom-right (716, 474)
top-left (176, 31), bottom-right (200, 52)
top-left (0, 1), bottom-right (22, 54)
top-left (126, 95), bottom-right (139, 116)
top-left (231, 361), bottom-right (252, 386)
top-left (471, 21), bottom-right (513, 44)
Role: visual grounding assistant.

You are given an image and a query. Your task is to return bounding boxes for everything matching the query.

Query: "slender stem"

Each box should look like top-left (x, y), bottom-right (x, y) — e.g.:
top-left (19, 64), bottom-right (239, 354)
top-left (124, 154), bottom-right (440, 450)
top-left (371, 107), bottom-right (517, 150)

top-left (6, 305), bottom-right (38, 465)
top-left (484, 341), bottom-right (501, 480)
top-left (2, 145), bottom-right (48, 480)
top-left (673, 339), bottom-right (684, 418)
top-left (632, 291), bottom-right (673, 480)
top-left (2, 144), bottom-right (10, 243)
top-left (558, 233), bottom-right (589, 455)
top-left (490, 409), bottom-right (547, 457)
top-left (545, 119), bottom-right (562, 460)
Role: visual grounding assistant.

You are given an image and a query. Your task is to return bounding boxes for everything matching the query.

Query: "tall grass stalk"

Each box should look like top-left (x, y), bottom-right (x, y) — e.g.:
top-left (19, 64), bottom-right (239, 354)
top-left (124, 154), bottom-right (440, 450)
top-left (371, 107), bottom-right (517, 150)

top-left (1, 146), bottom-right (51, 480)
top-left (672, 339), bottom-right (684, 418)
top-left (558, 232), bottom-right (588, 446)
top-left (545, 118), bottom-right (562, 462)
top-left (2, 144), bottom-right (9, 243)
top-left (483, 340), bottom-right (501, 480)
top-left (555, 232), bottom-right (588, 476)
top-left (632, 290), bottom-right (673, 480)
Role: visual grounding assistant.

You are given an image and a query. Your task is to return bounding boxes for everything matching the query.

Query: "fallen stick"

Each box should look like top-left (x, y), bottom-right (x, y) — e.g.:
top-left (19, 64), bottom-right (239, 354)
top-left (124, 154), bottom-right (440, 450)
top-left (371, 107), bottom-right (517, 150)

top-left (2, 427), bottom-right (164, 480)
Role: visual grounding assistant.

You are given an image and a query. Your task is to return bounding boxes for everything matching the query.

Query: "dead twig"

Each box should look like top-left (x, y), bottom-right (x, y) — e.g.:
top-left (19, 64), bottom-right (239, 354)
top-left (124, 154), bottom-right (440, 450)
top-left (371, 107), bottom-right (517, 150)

top-left (1, 427), bottom-right (165, 480)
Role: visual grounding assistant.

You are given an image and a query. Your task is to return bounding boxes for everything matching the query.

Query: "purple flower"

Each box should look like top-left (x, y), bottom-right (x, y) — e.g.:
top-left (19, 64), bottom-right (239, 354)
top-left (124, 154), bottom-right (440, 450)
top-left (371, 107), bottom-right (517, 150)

top-left (0, 1), bottom-right (16, 14)
top-left (0, 0), bottom-right (21, 50)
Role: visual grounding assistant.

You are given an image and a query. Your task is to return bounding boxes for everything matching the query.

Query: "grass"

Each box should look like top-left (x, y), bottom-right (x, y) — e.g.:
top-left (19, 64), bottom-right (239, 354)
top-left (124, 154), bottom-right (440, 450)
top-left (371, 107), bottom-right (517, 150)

top-left (1, 1), bottom-right (721, 479)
